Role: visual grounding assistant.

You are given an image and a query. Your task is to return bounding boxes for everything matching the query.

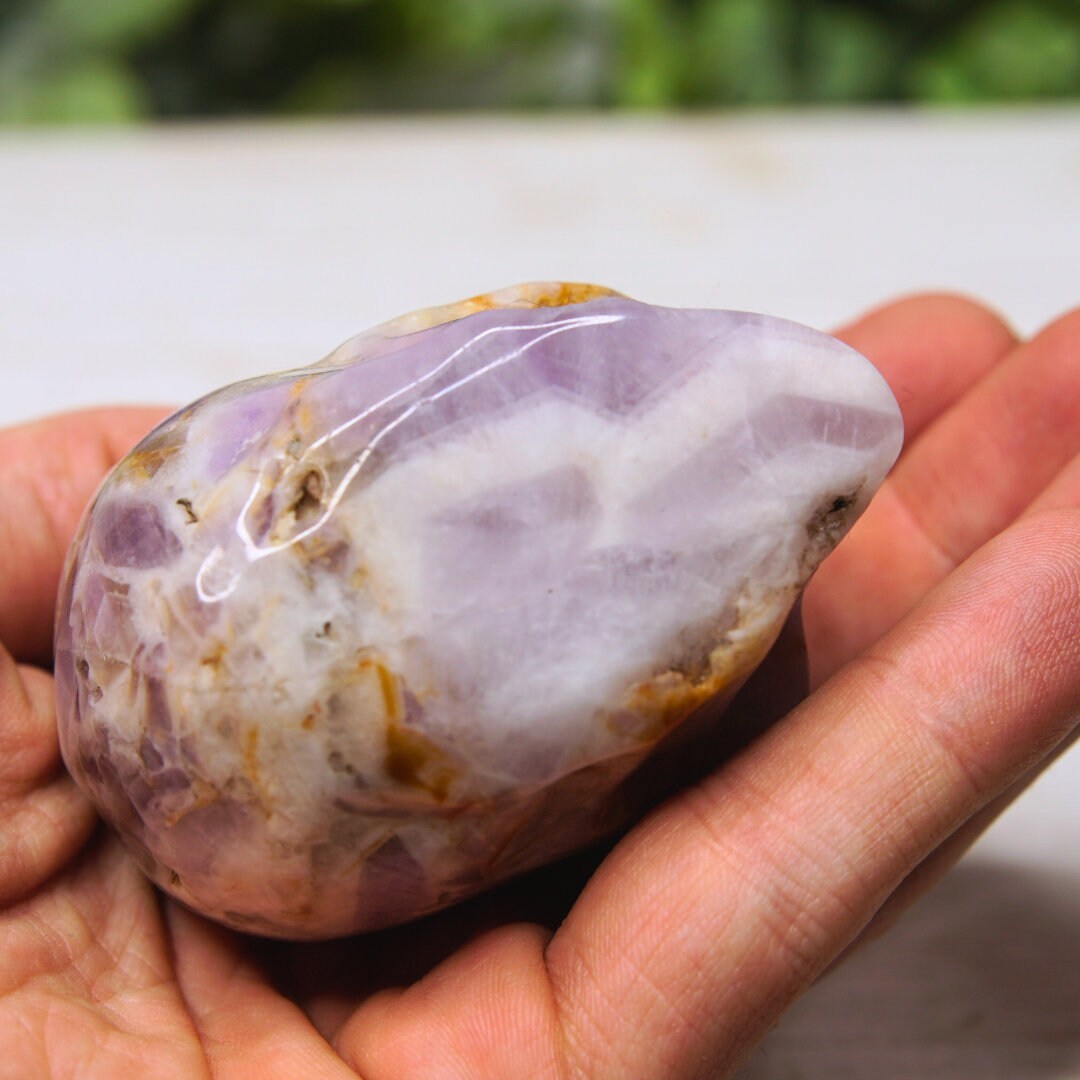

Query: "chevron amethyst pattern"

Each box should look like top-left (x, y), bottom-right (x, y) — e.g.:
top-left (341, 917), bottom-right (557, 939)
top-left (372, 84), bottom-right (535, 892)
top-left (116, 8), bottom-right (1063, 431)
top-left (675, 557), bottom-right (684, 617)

top-left (54, 285), bottom-right (902, 939)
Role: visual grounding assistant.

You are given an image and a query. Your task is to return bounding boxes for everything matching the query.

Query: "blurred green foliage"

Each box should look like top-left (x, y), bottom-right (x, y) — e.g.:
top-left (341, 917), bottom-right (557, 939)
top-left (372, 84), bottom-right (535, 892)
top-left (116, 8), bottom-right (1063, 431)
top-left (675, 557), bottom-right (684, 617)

top-left (2, 0), bottom-right (1079, 123)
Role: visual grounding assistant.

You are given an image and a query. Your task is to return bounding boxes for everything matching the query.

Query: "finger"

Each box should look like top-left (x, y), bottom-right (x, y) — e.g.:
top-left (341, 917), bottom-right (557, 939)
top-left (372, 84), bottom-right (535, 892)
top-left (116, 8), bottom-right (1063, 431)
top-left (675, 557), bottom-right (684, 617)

top-left (833, 292), bottom-right (1016, 447)
top-left (544, 508), bottom-right (1080, 1079)
top-left (332, 923), bottom-right (566, 1080)
top-left (889, 304), bottom-right (1080, 569)
top-left (0, 776), bottom-right (96, 909)
top-left (834, 439), bottom-right (1080, 949)
top-left (1025, 443), bottom-right (1080, 517)
top-left (167, 906), bottom-right (360, 1080)
top-left (836, 722), bottom-right (1079, 965)
top-left (0, 646), bottom-right (96, 905)
top-left (805, 305), bottom-right (1080, 684)
top-left (0, 647), bottom-right (58, 788)
top-left (0, 407), bottom-right (169, 664)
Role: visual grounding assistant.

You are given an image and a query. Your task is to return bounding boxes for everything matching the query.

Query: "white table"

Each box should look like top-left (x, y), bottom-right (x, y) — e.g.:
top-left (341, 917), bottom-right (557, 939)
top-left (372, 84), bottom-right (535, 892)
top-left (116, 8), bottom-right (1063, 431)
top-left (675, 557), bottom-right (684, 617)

top-left (2, 111), bottom-right (1078, 1078)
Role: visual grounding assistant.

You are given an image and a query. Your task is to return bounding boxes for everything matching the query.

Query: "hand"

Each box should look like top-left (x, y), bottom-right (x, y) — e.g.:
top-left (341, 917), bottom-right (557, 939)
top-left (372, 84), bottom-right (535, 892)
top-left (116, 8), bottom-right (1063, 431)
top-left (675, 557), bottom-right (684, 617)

top-left (2, 295), bottom-right (1078, 1079)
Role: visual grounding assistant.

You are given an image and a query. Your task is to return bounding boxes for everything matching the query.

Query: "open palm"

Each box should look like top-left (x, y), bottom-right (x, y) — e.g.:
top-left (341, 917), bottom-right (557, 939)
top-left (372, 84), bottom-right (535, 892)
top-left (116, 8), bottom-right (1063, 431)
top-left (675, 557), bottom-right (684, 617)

top-left (2, 294), bottom-right (1079, 1080)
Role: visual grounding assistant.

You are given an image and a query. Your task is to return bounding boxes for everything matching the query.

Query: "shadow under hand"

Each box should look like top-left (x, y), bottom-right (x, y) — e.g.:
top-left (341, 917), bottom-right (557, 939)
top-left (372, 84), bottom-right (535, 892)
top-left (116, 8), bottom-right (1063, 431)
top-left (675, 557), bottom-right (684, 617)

top-left (739, 859), bottom-right (1080, 1080)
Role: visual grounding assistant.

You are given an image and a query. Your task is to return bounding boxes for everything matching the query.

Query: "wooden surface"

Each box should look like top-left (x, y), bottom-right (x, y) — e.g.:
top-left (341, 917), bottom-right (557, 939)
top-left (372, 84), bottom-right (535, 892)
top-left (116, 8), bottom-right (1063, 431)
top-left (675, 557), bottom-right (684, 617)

top-left (2, 111), bottom-right (1078, 1078)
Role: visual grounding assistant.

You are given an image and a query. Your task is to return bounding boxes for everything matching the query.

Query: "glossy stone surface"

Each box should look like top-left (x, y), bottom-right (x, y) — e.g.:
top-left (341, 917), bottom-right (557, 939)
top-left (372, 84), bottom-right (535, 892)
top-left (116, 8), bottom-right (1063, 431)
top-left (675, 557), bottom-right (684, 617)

top-left (55, 283), bottom-right (903, 939)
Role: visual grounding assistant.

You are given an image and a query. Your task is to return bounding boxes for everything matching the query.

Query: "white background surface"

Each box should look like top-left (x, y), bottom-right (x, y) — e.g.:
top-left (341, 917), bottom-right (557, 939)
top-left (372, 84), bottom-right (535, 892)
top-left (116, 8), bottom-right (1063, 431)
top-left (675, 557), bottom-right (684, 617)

top-left (2, 110), bottom-right (1078, 1077)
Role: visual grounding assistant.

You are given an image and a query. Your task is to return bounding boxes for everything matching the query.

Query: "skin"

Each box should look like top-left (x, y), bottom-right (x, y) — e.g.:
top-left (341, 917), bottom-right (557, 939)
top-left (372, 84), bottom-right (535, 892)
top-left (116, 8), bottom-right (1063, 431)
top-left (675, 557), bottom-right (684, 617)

top-left (1, 293), bottom-right (1079, 1079)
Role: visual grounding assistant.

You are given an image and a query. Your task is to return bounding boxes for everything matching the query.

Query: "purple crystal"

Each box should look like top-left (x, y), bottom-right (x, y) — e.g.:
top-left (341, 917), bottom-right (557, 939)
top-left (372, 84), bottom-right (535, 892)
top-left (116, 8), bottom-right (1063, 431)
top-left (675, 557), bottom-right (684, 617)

top-left (92, 502), bottom-right (181, 569)
top-left (55, 284), bottom-right (902, 939)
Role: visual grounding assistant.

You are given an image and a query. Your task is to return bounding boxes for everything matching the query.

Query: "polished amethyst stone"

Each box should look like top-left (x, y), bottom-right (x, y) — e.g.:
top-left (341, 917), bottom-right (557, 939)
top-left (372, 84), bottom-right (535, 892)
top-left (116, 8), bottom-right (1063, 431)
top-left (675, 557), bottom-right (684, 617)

top-left (55, 283), bottom-right (903, 939)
